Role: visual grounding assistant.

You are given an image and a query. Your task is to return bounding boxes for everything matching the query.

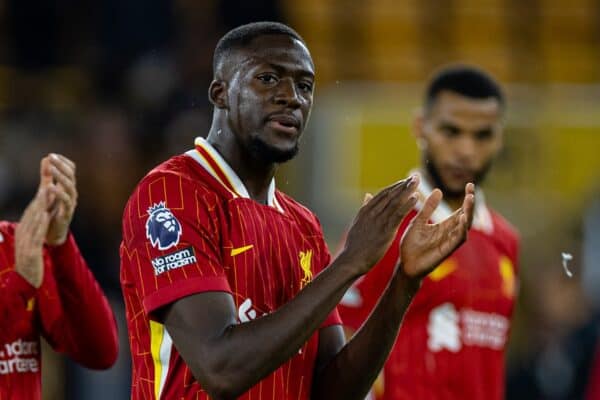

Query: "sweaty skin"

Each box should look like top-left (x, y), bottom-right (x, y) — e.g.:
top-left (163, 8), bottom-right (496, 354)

top-left (159, 34), bottom-right (475, 400)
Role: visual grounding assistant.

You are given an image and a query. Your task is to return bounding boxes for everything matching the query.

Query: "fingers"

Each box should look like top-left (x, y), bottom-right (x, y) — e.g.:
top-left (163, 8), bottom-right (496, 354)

top-left (40, 157), bottom-right (53, 187)
top-left (49, 154), bottom-right (76, 190)
top-left (368, 175), bottom-right (419, 216)
top-left (46, 153), bottom-right (78, 213)
top-left (48, 185), bottom-right (75, 212)
top-left (343, 174), bottom-right (421, 273)
top-left (52, 153), bottom-right (76, 171)
top-left (380, 177), bottom-right (419, 224)
top-left (462, 183), bottom-right (475, 227)
top-left (414, 188), bottom-right (443, 223)
top-left (438, 186), bottom-right (475, 248)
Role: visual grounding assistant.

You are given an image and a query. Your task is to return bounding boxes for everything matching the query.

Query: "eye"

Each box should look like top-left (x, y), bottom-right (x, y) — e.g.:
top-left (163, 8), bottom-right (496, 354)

top-left (476, 129), bottom-right (493, 141)
top-left (257, 73), bottom-right (279, 85)
top-left (440, 125), bottom-right (460, 137)
top-left (297, 81), bottom-right (313, 93)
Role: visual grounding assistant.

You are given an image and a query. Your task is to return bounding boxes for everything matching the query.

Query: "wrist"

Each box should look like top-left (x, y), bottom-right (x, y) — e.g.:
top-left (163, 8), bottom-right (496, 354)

top-left (394, 263), bottom-right (422, 295)
top-left (46, 233), bottom-right (69, 247)
top-left (45, 232), bottom-right (78, 274)
top-left (333, 250), bottom-right (368, 280)
top-left (14, 266), bottom-right (43, 289)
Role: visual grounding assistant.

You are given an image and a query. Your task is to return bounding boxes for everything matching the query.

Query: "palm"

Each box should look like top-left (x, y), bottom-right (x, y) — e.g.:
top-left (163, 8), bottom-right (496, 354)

top-left (400, 185), bottom-right (474, 278)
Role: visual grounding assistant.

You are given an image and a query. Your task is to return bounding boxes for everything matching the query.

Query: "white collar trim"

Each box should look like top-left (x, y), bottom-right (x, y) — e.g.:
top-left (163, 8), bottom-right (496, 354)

top-left (186, 137), bottom-right (283, 211)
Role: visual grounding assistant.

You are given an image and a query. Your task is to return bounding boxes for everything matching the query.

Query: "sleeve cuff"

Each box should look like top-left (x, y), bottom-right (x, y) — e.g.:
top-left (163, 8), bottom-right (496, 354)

top-left (143, 275), bottom-right (233, 317)
top-left (2, 270), bottom-right (38, 298)
top-left (45, 232), bottom-right (78, 260)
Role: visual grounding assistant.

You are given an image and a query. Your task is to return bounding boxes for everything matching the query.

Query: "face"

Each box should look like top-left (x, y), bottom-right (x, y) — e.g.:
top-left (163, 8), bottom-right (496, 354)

top-left (222, 34), bottom-right (315, 163)
top-left (416, 91), bottom-right (503, 197)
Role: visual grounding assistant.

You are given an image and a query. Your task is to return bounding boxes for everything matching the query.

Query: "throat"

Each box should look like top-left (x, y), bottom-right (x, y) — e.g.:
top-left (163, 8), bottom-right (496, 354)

top-left (445, 196), bottom-right (463, 211)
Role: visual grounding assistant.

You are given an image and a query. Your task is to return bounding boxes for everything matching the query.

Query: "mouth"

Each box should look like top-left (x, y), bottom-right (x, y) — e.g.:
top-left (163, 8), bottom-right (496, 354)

top-left (446, 166), bottom-right (474, 182)
top-left (266, 114), bottom-right (301, 136)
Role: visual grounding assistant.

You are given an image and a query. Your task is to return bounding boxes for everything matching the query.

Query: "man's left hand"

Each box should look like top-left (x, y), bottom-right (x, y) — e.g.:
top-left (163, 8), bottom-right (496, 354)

top-left (44, 154), bottom-right (78, 246)
top-left (400, 183), bottom-right (475, 279)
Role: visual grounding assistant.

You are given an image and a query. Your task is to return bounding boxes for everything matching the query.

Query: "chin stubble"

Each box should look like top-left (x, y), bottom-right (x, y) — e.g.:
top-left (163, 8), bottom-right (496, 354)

top-left (424, 153), bottom-right (493, 199)
top-left (249, 136), bottom-right (299, 164)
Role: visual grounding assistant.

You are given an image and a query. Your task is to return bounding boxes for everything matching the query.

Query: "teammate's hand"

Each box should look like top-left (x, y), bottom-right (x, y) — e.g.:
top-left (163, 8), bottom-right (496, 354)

top-left (43, 154), bottom-right (78, 246)
top-left (15, 184), bottom-right (53, 288)
top-left (400, 183), bottom-right (475, 279)
top-left (339, 175), bottom-right (420, 276)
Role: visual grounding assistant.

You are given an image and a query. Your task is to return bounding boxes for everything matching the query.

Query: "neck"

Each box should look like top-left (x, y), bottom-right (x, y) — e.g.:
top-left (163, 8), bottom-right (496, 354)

top-left (420, 168), bottom-right (464, 211)
top-left (206, 123), bottom-right (276, 204)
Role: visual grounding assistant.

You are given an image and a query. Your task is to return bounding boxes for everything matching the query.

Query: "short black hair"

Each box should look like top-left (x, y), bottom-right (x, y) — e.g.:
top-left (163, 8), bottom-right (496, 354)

top-left (213, 21), bottom-right (306, 74)
top-left (425, 64), bottom-right (505, 111)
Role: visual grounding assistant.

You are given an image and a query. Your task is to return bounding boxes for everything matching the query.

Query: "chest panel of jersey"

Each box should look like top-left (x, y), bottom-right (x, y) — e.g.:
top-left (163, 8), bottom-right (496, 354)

top-left (221, 197), bottom-right (323, 317)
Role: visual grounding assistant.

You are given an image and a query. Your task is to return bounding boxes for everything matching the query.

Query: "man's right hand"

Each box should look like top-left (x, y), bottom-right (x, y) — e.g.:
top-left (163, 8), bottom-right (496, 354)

top-left (338, 175), bottom-right (419, 276)
top-left (14, 158), bottom-right (54, 288)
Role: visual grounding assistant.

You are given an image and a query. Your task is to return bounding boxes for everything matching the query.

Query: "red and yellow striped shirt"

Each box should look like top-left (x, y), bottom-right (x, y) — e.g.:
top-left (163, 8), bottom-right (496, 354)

top-left (120, 137), bottom-right (341, 400)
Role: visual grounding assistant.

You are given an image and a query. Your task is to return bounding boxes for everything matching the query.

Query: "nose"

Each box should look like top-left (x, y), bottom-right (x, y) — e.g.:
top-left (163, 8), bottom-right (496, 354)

top-left (274, 78), bottom-right (301, 108)
top-left (455, 135), bottom-right (477, 161)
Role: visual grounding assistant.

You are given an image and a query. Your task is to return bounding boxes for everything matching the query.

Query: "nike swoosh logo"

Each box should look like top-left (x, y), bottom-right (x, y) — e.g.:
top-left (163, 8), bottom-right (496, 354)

top-left (231, 245), bottom-right (254, 256)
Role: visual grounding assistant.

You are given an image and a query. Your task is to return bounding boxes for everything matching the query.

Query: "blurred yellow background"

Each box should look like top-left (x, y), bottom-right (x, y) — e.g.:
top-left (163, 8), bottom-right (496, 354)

top-left (0, 0), bottom-right (599, 398)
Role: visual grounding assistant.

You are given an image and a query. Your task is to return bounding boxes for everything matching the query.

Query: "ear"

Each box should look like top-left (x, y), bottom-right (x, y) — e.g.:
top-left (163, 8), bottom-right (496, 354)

top-left (412, 107), bottom-right (427, 150)
top-left (494, 125), bottom-right (504, 155)
top-left (208, 80), bottom-right (228, 109)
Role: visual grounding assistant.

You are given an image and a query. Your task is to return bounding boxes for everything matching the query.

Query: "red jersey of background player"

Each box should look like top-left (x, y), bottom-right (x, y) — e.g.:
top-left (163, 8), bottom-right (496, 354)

top-left (0, 222), bottom-right (118, 399)
top-left (120, 137), bottom-right (341, 400)
top-left (338, 175), bottom-right (519, 400)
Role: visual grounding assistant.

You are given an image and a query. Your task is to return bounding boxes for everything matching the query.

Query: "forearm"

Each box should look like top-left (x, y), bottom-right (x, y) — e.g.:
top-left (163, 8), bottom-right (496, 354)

top-left (46, 234), bottom-right (118, 369)
top-left (180, 256), bottom-right (360, 399)
top-left (312, 263), bottom-right (421, 400)
top-left (0, 271), bottom-right (37, 340)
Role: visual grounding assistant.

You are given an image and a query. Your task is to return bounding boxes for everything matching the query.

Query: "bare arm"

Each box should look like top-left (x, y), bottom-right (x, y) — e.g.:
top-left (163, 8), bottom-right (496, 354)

top-left (312, 184), bottom-right (475, 400)
top-left (160, 176), bottom-right (420, 400)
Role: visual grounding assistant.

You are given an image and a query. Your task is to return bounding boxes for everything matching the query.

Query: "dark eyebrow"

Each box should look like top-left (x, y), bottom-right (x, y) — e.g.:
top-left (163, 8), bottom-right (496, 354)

top-left (265, 62), bottom-right (315, 80)
top-left (438, 122), bottom-right (460, 132)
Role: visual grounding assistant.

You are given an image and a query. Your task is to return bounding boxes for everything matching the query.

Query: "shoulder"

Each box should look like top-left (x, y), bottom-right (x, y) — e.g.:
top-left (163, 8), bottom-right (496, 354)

top-left (125, 155), bottom-right (223, 213)
top-left (488, 208), bottom-right (520, 260)
top-left (276, 191), bottom-right (323, 233)
top-left (121, 155), bottom-right (227, 247)
top-left (489, 209), bottom-right (520, 243)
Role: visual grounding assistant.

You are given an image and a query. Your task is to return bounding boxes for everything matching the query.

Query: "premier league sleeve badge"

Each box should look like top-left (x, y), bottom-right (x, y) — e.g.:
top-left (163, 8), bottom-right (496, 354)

top-left (145, 202), bottom-right (183, 250)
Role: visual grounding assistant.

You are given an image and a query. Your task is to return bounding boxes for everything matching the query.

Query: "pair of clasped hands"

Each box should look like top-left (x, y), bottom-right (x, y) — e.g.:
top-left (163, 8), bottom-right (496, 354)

top-left (14, 154), bottom-right (78, 288)
top-left (342, 174), bottom-right (475, 281)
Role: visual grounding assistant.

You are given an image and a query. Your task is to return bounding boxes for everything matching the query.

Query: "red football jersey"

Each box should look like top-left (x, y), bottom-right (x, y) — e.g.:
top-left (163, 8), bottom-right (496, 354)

top-left (0, 222), bottom-right (118, 399)
top-left (338, 176), bottom-right (519, 400)
top-left (120, 137), bottom-right (341, 400)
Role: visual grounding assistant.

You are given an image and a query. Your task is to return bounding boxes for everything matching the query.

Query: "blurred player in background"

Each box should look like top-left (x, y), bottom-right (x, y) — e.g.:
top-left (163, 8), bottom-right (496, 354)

top-left (339, 65), bottom-right (520, 400)
top-left (120, 22), bottom-right (475, 400)
top-left (0, 154), bottom-right (118, 399)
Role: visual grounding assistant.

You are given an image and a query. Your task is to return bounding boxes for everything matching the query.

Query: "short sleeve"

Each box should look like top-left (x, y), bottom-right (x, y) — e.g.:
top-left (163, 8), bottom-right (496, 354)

top-left (121, 172), bottom-right (231, 316)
